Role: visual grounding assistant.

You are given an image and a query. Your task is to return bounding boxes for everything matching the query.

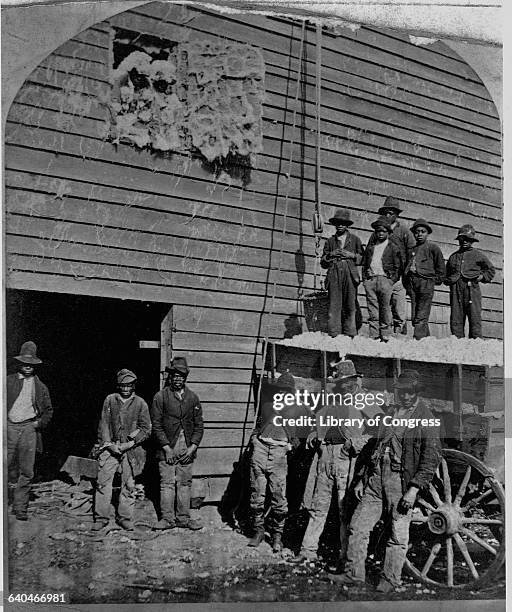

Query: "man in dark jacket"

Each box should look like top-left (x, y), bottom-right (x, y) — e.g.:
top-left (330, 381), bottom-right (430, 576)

top-left (93, 369), bottom-right (151, 531)
top-left (404, 219), bottom-right (446, 340)
top-left (321, 209), bottom-right (364, 338)
top-left (330, 370), bottom-right (441, 593)
top-left (151, 356), bottom-right (204, 530)
top-left (444, 224), bottom-right (495, 338)
top-left (362, 217), bottom-right (402, 341)
top-left (368, 197), bottom-right (415, 334)
top-left (7, 341), bottom-right (53, 521)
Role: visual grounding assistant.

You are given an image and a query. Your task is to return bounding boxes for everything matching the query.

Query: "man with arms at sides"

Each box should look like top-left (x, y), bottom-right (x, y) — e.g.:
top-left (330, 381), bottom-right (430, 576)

top-left (7, 341), bottom-right (53, 521)
top-left (152, 356), bottom-right (204, 531)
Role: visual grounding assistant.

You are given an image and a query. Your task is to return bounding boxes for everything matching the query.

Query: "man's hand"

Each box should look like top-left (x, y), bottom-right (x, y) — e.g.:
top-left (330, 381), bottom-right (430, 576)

top-left (179, 444), bottom-right (197, 464)
top-left (306, 431), bottom-right (320, 449)
top-left (339, 249), bottom-right (355, 260)
top-left (476, 274), bottom-right (484, 283)
top-left (163, 445), bottom-right (176, 465)
top-left (108, 442), bottom-right (121, 456)
top-left (354, 481), bottom-right (365, 501)
top-left (397, 486), bottom-right (418, 514)
top-left (118, 440), bottom-right (135, 453)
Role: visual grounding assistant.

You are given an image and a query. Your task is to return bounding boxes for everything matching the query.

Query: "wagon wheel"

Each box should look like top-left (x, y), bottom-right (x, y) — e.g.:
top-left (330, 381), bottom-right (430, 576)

top-left (404, 448), bottom-right (505, 590)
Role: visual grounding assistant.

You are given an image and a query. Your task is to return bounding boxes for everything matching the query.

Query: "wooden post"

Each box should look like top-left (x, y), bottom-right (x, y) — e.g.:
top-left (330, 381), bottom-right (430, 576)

top-left (393, 357), bottom-right (401, 405)
top-left (321, 349), bottom-right (328, 391)
top-left (270, 341), bottom-right (276, 382)
top-left (452, 363), bottom-right (464, 441)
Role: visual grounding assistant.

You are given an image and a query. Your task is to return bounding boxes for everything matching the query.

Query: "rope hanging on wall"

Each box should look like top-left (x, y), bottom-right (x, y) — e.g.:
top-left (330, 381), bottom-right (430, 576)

top-left (312, 22), bottom-right (324, 290)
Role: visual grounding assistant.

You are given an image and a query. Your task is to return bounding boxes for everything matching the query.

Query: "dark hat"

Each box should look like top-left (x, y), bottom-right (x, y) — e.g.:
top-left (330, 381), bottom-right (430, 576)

top-left (117, 368), bottom-right (137, 384)
top-left (166, 356), bottom-right (190, 376)
top-left (410, 218), bottom-right (432, 234)
top-left (332, 360), bottom-right (361, 384)
top-left (378, 196), bottom-right (402, 215)
top-left (395, 369), bottom-right (421, 390)
top-left (328, 209), bottom-right (354, 226)
top-left (274, 372), bottom-right (295, 390)
top-left (371, 216), bottom-right (392, 232)
top-left (14, 341), bottom-right (42, 365)
top-left (456, 224), bottom-right (479, 243)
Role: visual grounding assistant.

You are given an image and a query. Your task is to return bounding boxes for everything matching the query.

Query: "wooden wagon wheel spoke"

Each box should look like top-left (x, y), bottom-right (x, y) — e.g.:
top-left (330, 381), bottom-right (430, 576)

top-left (428, 483), bottom-right (443, 508)
top-left (461, 528), bottom-right (497, 556)
top-left (441, 457), bottom-right (452, 502)
top-left (411, 514), bottom-right (429, 523)
top-left (416, 498), bottom-right (435, 512)
top-left (461, 488), bottom-right (494, 512)
top-left (446, 537), bottom-right (454, 587)
top-left (453, 533), bottom-right (479, 580)
top-left (453, 465), bottom-right (472, 506)
top-left (462, 518), bottom-right (502, 526)
top-left (421, 542), bottom-right (441, 577)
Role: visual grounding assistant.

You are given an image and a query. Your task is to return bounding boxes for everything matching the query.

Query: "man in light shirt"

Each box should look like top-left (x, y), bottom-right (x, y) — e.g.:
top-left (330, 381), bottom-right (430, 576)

top-left (362, 217), bottom-right (402, 341)
top-left (7, 341), bottom-right (53, 521)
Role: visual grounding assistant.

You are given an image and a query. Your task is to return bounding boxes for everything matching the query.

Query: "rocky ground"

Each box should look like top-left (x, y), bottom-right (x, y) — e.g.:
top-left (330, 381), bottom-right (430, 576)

top-left (6, 485), bottom-right (505, 606)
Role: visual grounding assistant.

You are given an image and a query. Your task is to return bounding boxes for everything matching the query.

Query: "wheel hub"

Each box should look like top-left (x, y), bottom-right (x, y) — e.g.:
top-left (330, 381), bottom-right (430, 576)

top-left (427, 505), bottom-right (462, 535)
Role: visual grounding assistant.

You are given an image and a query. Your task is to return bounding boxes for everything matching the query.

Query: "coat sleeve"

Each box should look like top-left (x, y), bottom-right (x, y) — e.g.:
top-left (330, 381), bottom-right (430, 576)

top-left (150, 392), bottom-right (171, 448)
top-left (190, 394), bottom-right (204, 447)
top-left (408, 428), bottom-right (441, 489)
top-left (353, 236), bottom-right (364, 266)
top-left (433, 245), bottom-right (446, 285)
top-left (97, 397), bottom-right (112, 445)
top-left (320, 238), bottom-right (333, 270)
top-left (478, 252), bottom-right (496, 283)
top-left (134, 400), bottom-right (152, 445)
top-left (443, 253), bottom-right (457, 286)
top-left (37, 382), bottom-right (53, 430)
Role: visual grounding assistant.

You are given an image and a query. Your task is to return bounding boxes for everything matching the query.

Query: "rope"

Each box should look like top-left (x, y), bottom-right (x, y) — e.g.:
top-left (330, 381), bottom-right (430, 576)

top-left (268, 20), bottom-right (306, 318)
top-left (313, 22), bottom-right (323, 292)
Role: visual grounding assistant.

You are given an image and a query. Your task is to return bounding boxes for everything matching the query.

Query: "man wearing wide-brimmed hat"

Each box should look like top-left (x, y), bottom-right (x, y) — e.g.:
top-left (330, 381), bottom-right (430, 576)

top-left (362, 216), bottom-right (402, 341)
top-left (151, 356), bottom-right (204, 531)
top-left (93, 369), bottom-right (152, 531)
top-left (331, 370), bottom-right (440, 593)
top-left (444, 224), bottom-right (495, 338)
top-left (321, 209), bottom-right (364, 338)
top-left (6, 341), bottom-right (53, 521)
top-left (367, 196), bottom-right (415, 335)
top-left (297, 361), bottom-right (370, 564)
top-left (404, 218), bottom-right (446, 340)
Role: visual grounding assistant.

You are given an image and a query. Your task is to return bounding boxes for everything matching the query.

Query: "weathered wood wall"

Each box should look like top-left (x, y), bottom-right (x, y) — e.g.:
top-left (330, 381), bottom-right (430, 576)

top-left (4, 2), bottom-right (502, 499)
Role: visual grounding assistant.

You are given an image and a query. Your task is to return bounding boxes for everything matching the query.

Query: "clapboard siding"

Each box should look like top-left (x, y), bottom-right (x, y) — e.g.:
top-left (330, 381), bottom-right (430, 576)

top-left (4, 2), bottom-right (503, 498)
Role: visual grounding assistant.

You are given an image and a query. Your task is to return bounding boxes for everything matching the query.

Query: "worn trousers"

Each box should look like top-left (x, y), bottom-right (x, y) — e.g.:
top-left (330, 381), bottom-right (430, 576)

top-left (249, 437), bottom-right (288, 535)
top-left (364, 276), bottom-right (393, 339)
top-left (301, 444), bottom-right (351, 559)
top-left (159, 431), bottom-right (193, 523)
top-left (95, 451), bottom-right (136, 521)
top-left (450, 278), bottom-right (482, 338)
top-left (391, 280), bottom-right (406, 329)
top-left (326, 263), bottom-right (358, 337)
top-left (407, 275), bottom-right (435, 340)
top-left (7, 421), bottom-right (37, 516)
top-left (345, 453), bottom-right (411, 586)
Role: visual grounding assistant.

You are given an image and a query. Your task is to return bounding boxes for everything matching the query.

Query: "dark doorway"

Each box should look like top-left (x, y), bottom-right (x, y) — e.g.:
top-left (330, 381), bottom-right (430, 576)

top-left (6, 289), bottom-right (170, 480)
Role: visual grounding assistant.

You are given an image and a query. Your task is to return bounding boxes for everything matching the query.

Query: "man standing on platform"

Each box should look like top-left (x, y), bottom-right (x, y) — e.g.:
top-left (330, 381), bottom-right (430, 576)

top-left (445, 224), bottom-right (495, 338)
top-left (321, 209), bottom-right (364, 338)
top-left (152, 356), bottom-right (204, 531)
top-left (7, 341), bottom-right (53, 521)
top-left (368, 197), bottom-right (415, 335)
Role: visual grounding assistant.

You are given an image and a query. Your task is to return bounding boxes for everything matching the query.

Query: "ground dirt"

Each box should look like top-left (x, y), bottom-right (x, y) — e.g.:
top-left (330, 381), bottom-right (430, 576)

top-left (6, 494), bottom-right (505, 605)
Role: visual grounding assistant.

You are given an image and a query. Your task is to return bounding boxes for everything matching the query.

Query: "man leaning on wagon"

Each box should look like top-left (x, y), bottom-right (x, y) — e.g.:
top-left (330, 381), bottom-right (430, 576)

top-left (151, 356), bottom-right (204, 531)
top-left (330, 370), bottom-right (441, 593)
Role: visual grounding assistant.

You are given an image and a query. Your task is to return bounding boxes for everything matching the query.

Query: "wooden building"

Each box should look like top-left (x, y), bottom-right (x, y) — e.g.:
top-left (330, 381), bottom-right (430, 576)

top-left (4, 2), bottom-right (502, 500)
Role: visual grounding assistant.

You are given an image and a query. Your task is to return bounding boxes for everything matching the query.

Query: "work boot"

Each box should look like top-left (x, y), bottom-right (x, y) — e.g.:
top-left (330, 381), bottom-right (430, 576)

top-left (248, 528), bottom-right (265, 547)
top-left (376, 578), bottom-right (395, 594)
top-left (272, 533), bottom-right (283, 553)
top-left (153, 518), bottom-right (176, 531)
top-left (15, 512), bottom-right (28, 522)
top-left (176, 517), bottom-right (203, 530)
top-left (92, 519), bottom-right (109, 532)
top-left (400, 322), bottom-right (408, 335)
top-left (327, 572), bottom-right (364, 586)
top-left (116, 518), bottom-right (134, 531)
top-left (292, 550), bottom-right (317, 564)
